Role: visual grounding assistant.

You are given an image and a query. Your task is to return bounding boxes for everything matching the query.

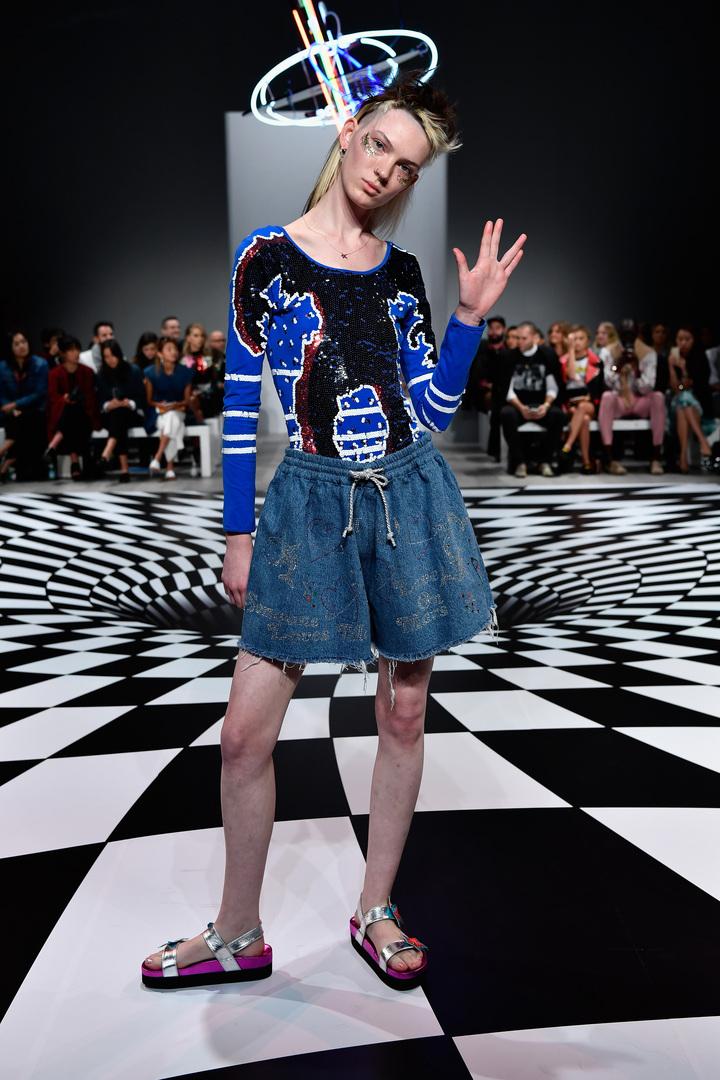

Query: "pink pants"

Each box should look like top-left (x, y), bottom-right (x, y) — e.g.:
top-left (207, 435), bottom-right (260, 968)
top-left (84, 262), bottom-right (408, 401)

top-left (598, 390), bottom-right (666, 447)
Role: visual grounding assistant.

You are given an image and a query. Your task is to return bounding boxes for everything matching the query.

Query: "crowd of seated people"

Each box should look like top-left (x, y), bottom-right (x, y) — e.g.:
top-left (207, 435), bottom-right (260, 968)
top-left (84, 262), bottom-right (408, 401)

top-left (0, 318), bottom-right (227, 483)
top-left (465, 317), bottom-right (720, 477)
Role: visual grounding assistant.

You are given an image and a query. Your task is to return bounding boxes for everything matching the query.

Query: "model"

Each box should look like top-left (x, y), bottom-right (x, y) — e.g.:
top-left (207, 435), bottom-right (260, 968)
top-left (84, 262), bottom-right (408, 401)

top-left (141, 74), bottom-right (526, 993)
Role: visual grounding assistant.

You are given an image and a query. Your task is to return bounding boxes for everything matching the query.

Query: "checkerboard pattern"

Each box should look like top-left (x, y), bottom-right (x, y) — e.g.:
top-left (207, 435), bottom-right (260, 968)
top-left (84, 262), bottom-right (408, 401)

top-left (1, 481), bottom-right (719, 1078)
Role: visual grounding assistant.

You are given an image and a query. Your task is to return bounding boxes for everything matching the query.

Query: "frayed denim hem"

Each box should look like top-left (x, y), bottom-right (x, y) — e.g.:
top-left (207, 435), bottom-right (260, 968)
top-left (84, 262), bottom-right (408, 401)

top-left (236, 641), bottom-right (378, 695)
top-left (236, 606), bottom-right (498, 715)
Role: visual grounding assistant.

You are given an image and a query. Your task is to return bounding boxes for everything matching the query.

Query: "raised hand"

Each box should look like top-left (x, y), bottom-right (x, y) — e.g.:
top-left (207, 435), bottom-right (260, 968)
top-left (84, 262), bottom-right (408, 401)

top-left (452, 219), bottom-right (526, 324)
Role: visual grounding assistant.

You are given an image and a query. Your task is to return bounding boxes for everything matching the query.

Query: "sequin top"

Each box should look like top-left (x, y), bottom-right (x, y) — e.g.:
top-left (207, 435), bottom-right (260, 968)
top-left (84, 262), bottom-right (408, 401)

top-left (222, 224), bottom-right (486, 533)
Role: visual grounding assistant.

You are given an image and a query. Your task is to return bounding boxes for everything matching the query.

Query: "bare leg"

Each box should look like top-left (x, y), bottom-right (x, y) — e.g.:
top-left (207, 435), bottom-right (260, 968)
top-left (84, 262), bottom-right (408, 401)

top-left (684, 406), bottom-right (712, 455)
top-left (152, 434), bottom-right (170, 463)
top-left (47, 432), bottom-right (63, 451)
top-left (118, 452), bottom-right (129, 474)
top-left (578, 402), bottom-right (594, 465)
top-left (101, 436), bottom-right (118, 461)
top-left (562, 405), bottom-right (584, 451)
top-left (356, 655), bottom-right (433, 972)
top-left (676, 406), bottom-right (689, 471)
top-left (143, 651), bottom-right (304, 969)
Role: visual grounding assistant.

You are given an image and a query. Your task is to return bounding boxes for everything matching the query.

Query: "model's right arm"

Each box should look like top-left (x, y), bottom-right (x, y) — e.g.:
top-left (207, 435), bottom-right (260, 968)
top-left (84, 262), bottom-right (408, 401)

top-left (222, 231), bottom-right (274, 536)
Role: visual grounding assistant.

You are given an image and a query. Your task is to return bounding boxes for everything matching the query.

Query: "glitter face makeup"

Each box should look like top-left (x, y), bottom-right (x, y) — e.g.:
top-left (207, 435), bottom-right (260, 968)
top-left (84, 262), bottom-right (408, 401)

top-left (360, 130), bottom-right (417, 186)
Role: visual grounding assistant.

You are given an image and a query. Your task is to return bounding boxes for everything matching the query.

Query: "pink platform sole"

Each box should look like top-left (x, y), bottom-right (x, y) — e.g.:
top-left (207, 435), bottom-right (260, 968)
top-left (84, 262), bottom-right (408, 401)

top-left (349, 918), bottom-right (428, 990)
top-left (141, 945), bottom-right (273, 989)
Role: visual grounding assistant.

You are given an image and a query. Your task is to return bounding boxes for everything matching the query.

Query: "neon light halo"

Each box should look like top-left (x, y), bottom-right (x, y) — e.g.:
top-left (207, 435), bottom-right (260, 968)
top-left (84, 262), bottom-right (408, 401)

top-left (250, 28), bottom-right (439, 128)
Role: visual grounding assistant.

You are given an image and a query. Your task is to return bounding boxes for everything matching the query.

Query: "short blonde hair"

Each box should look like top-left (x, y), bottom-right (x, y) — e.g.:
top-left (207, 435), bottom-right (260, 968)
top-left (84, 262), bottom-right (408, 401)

top-left (303, 73), bottom-right (462, 237)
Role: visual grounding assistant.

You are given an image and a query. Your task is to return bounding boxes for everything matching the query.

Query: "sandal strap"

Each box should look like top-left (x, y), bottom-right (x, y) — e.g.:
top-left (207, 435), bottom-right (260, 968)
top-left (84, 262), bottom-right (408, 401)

top-left (203, 921), bottom-right (263, 972)
top-left (378, 938), bottom-right (428, 972)
top-left (160, 938), bottom-right (187, 978)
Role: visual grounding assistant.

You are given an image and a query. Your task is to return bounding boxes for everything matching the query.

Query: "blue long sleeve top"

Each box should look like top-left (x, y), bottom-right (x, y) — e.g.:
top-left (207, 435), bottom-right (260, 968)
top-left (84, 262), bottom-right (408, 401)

top-left (222, 225), bottom-right (486, 534)
top-left (0, 355), bottom-right (49, 412)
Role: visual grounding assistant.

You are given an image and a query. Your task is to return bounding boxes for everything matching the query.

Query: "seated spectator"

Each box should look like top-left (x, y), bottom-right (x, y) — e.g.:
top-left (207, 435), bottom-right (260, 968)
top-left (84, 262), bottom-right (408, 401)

top-left (705, 339), bottom-right (720, 418)
top-left (598, 318), bottom-right (665, 475)
top-left (500, 321), bottom-right (564, 478)
top-left (649, 322), bottom-right (671, 393)
top-left (133, 332), bottom-right (159, 368)
top-left (548, 320), bottom-right (572, 359)
top-left (79, 321), bottom-right (115, 375)
top-left (180, 322), bottom-right (222, 423)
top-left (667, 326), bottom-right (714, 472)
top-left (594, 321), bottom-right (621, 366)
top-left (558, 324), bottom-right (603, 474)
top-left (46, 334), bottom-right (101, 479)
top-left (208, 330), bottom-right (226, 366)
top-left (0, 330), bottom-right (49, 482)
top-left (160, 315), bottom-right (182, 348)
top-left (205, 329), bottom-right (227, 417)
top-left (96, 339), bottom-right (146, 482)
top-left (505, 325), bottom-right (519, 350)
top-left (40, 327), bottom-right (64, 370)
top-left (465, 315), bottom-right (511, 460)
top-left (144, 336), bottom-right (193, 481)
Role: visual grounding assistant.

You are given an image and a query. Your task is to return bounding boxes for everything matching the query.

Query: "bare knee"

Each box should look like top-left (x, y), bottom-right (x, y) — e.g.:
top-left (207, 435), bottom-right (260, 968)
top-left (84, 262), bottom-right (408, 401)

top-left (220, 652), bottom-right (304, 769)
top-left (376, 658), bottom-right (432, 743)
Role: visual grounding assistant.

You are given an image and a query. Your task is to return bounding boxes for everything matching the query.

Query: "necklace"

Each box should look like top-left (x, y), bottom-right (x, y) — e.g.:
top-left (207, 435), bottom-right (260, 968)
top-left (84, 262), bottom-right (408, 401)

top-left (303, 214), bottom-right (374, 260)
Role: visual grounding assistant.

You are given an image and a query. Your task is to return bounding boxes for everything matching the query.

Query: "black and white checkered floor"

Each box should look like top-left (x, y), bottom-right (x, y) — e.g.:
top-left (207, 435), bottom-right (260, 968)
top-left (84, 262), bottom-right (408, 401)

top-left (1, 480), bottom-right (720, 1078)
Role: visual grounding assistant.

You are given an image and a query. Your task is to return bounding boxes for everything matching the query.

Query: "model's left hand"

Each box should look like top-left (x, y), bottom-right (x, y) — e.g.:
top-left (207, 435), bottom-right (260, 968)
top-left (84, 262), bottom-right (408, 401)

top-left (453, 219), bottom-right (526, 324)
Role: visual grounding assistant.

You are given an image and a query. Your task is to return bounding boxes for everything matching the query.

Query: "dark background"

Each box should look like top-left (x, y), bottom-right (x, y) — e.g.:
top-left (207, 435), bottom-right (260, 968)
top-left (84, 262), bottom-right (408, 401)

top-left (4, 1), bottom-right (716, 354)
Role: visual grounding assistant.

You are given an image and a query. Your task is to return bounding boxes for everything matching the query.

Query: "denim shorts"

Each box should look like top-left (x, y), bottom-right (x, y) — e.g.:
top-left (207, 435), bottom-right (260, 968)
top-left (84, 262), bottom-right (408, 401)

top-left (237, 431), bottom-right (496, 706)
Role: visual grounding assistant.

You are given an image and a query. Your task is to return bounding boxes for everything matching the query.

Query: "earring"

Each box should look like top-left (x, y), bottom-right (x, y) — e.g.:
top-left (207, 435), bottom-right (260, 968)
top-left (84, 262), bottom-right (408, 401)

top-left (340, 146), bottom-right (346, 156)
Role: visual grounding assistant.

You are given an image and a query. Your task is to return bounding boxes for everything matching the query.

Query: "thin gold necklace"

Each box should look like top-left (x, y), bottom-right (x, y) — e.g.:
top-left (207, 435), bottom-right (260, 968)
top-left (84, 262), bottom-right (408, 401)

top-left (303, 214), bottom-right (374, 260)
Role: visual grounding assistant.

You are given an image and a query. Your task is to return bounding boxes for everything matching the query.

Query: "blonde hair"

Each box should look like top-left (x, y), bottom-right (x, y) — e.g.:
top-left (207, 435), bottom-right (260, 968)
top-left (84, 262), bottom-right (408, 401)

top-left (182, 322), bottom-right (207, 357)
top-left (595, 320), bottom-right (620, 348)
top-left (303, 73), bottom-right (462, 238)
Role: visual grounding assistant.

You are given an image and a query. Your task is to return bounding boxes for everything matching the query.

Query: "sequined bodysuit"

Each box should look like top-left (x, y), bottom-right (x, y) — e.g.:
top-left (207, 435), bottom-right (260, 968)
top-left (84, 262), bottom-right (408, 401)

top-left (222, 225), bottom-right (486, 533)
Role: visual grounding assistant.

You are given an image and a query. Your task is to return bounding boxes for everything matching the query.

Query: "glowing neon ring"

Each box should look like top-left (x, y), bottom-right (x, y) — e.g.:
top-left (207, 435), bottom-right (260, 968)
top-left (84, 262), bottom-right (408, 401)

top-left (250, 29), bottom-right (438, 127)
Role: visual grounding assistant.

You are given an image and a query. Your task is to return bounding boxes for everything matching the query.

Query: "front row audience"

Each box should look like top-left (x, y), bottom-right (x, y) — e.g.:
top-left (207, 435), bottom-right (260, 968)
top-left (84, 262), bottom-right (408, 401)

top-left (0, 319), bottom-right (227, 482)
top-left (1, 317), bottom-right (718, 482)
top-left (475, 318), bottom-right (719, 477)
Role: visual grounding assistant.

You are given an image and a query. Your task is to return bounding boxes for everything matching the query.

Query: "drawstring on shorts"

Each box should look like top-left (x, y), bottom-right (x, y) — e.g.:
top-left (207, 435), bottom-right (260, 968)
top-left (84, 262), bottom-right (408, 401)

top-left (341, 467), bottom-right (396, 548)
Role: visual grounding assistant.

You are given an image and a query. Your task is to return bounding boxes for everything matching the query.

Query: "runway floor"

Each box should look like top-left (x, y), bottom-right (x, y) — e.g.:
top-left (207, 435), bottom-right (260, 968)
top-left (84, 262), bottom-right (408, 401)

top-left (1, 444), bottom-right (719, 1078)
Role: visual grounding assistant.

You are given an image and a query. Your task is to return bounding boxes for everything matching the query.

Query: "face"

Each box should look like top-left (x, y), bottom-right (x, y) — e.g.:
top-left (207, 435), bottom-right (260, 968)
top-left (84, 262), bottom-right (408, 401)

top-left (571, 330), bottom-right (589, 354)
top-left (487, 320), bottom-right (505, 340)
top-left (340, 108), bottom-right (430, 210)
top-left (548, 324), bottom-right (563, 345)
top-left (516, 325), bottom-right (535, 352)
top-left (676, 329), bottom-right (694, 355)
top-left (596, 324), bottom-right (608, 346)
top-left (506, 328), bottom-right (520, 350)
top-left (209, 331), bottom-right (226, 352)
top-left (651, 324), bottom-right (668, 348)
top-left (95, 324), bottom-right (114, 344)
top-left (63, 347), bottom-right (80, 365)
top-left (187, 326), bottom-right (205, 352)
top-left (142, 342), bottom-right (158, 361)
top-left (12, 333), bottom-right (29, 359)
top-left (102, 347), bottom-right (119, 369)
top-left (160, 341), bottom-right (179, 363)
top-left (163, 319), bottom-right (181, 340)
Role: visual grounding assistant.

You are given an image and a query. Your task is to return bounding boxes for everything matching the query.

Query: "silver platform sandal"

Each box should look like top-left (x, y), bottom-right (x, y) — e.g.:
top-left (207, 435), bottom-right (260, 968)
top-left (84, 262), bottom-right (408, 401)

top-left (141, 920), bottom-right (272, 990)
top-left (349, 895), bottom-right (429, 991)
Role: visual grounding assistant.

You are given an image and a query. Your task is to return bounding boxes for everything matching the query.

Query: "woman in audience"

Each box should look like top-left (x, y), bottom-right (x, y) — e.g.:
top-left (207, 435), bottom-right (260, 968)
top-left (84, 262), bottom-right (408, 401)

top-left (0, 330), bottom-right (49, 482)
top-left (133, 331), bottom-right (159, 367)
top-left (180, 321), bottom-right (221, 424)
top-left (96, 339), bottom-right (146, 482)
top-left (667, 326), bottom-right (714, 472)
top-left (558, 325), bottom-right (602, 474)
top-left (594, 321), bottom-right (621, 365)
top-left (547, 320), bottom-right (571, 358)
top-left (45, 334), bottom-right (101, 479)
top-left (144, 335), bottom-right (193, 480)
